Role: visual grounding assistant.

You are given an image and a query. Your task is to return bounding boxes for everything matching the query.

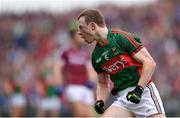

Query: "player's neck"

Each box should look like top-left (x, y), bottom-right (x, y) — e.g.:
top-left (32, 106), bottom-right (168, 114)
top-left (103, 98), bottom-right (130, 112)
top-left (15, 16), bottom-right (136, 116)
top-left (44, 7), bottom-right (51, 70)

top-left (71, 40), bottom-right (80, 49)
top-left (95, 27), bottom-right (108, 46)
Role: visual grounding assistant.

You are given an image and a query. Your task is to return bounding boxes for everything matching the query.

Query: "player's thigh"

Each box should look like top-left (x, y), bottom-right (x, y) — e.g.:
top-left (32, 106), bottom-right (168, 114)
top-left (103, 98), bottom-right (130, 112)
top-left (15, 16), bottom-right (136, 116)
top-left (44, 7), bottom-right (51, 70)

top-left (83, 102), bottom-right (95, 116)
top-left (71, 101), bottom-right (87, 116)
top-left (102, 105), bottom-right (134, 117)
top-left (71, 101), bottom-right (94, 117)
top-left (148, 113), bottom-right (166, 118)
top-left (71, 101), bottom-right (83, 111)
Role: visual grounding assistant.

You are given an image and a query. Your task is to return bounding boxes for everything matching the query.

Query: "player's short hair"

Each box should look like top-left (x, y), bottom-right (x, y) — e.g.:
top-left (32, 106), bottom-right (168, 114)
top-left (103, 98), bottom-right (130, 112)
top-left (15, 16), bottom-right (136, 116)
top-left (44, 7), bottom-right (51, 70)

top-left (77, 9), bottom-right (105, 27)
top-left (68, 20), bottom-right (78, 37)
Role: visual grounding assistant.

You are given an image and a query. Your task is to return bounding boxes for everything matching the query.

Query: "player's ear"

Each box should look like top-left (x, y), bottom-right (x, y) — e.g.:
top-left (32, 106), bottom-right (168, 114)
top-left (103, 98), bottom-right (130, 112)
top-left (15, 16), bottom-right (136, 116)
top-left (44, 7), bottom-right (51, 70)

top-left (90, 22), bottom-right (96, 30)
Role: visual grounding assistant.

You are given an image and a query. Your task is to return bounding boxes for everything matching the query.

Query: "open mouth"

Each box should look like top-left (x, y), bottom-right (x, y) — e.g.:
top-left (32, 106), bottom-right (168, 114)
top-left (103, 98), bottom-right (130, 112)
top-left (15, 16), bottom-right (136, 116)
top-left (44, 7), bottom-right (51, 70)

top-left (81, 36), bottom-right (85, 39)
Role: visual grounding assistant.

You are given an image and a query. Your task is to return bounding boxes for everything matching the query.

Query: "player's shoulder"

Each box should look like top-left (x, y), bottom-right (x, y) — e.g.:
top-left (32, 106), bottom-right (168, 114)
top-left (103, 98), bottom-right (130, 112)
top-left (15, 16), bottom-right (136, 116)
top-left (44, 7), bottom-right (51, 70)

top-left (110, 28), bottom-right (130, 35)
top-left (108, 28), bottom-right (131, 42)
top-left (59, 46), bottom-right (72, 58)
top-left (110, 28), bottom-right (141, 41)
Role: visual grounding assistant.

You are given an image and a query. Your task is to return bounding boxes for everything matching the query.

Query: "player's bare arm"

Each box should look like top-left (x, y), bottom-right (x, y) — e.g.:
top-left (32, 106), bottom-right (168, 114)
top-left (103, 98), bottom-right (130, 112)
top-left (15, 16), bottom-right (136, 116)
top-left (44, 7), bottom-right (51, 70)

top-left (94, 73), bottom-right (110, 114)
top-left (133, 47), bottom-right (156, 88)
top-left (86, 62), bottom-right (97, 82)
top-left (53, 59), bottom-right (64, 86)
top-left (96, 73), bottom-right (110, 101)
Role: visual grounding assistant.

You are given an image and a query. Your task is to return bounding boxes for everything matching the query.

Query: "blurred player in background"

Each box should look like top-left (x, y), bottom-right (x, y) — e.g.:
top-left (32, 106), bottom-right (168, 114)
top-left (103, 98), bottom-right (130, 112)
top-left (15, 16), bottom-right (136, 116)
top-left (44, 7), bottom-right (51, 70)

top-left (53, 21), bottom-right (97, 117)
top-left (77, 9), bottom-right (166, 117)
top-left (5, 48), bottom-right (33, 117)
top-left (5, 79), bottom-right (26, 117)
top-left (35, 52), bottom-right (62, 117)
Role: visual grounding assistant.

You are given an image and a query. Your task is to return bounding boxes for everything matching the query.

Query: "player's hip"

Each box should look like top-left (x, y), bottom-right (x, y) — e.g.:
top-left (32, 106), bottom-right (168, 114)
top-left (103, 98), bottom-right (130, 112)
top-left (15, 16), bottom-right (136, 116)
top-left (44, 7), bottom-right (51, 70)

top-left (112, 82), bottom-right (165, 117)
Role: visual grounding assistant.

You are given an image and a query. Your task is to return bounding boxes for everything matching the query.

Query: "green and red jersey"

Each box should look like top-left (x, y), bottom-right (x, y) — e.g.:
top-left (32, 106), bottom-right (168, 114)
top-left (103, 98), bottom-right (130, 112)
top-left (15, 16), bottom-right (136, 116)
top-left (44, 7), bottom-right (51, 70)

top-left (92, 29), bottom-right (143, 91)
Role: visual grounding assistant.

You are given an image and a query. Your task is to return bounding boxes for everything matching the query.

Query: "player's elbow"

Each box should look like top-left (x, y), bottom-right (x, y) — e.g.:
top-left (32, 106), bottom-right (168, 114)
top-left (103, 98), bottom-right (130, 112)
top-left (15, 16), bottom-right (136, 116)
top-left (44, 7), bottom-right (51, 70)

top-left (148, 59), bottom-right (156, 70)
top-left (152, 60), bottom-right (156, 70)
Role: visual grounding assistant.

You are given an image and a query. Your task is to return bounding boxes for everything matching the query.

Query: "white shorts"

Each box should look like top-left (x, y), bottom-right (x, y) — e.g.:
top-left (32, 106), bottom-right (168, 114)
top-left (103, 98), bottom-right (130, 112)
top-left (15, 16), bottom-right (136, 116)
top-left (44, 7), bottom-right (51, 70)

top-left (10, 93), bottom-right (27, 107)
top-left (37, 96), bottom-right (61, 111)
top-left (65, 85), bottom-right (94, 105)
top-left (112, 82), bottom-right (165, 117)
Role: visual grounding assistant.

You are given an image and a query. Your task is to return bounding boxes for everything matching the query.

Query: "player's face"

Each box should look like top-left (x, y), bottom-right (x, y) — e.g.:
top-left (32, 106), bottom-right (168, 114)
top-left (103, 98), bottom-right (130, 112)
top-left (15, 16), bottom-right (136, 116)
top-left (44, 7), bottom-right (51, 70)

top-left (73, 31), bottom-right (85, 46)
top-left (78, 17), bottom-right (96, 44)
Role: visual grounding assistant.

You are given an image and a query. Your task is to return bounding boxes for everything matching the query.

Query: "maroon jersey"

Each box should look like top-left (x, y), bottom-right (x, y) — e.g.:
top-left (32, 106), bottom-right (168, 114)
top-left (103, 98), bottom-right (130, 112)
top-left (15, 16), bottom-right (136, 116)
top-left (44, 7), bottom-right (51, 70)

top-left (61, 47), bottom-right (90, 85)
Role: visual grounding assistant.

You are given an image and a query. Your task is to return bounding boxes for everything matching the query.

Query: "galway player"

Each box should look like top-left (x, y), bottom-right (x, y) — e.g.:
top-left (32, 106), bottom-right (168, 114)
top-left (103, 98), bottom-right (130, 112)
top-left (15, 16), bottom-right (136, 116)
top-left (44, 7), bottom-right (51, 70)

top-left (53, 22), bottom-right (97, 117)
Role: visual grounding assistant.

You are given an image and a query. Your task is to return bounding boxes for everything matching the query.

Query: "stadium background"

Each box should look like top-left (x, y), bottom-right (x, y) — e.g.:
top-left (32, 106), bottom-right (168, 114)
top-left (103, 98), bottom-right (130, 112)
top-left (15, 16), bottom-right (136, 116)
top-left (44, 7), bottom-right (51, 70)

top-left (0, 0), bottom-right (180, 116)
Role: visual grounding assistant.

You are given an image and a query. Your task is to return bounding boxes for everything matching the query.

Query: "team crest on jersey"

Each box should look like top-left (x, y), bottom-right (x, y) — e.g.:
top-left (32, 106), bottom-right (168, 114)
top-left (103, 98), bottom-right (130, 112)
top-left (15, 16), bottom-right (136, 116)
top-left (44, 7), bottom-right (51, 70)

top-left (112, 47), bottom-right (119, 55)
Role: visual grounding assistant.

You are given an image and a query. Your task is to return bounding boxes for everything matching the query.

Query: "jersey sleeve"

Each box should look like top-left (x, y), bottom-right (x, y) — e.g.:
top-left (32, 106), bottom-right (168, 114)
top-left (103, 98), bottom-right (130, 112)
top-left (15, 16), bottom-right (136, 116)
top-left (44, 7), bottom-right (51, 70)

top-left (91, 58), bottom-right (105, 73)
top-left (116, 33), bottom-right (143, 56)
top-left (59, 50), bottom-right (67, 64)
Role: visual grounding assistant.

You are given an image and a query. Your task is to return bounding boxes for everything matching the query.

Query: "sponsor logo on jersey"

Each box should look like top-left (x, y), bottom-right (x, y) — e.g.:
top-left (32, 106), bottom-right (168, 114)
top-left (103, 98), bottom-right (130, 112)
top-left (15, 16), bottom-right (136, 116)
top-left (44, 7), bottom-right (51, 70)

top-left (96, 57), bottom-right (102, 63)
top-left (102, 56), bottom-right (128, 74)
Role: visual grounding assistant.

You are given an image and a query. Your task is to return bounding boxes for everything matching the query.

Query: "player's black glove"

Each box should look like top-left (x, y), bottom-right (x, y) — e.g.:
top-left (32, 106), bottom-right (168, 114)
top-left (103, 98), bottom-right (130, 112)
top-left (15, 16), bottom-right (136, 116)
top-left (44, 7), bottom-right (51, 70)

top-left (94, 100), bottom-right (105, 114)
top-left (111, 84), bottom-right (119, 96)
top-left (111, 87), bottom-right (119, 96)
top-left (126, 85), bottom-right (144, 104)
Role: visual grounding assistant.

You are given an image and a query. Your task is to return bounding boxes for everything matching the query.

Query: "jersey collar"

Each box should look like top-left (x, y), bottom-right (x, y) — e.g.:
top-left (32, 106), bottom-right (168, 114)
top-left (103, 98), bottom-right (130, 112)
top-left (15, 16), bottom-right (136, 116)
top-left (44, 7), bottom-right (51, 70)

top-left (98, 39), bottom-right (108, 48)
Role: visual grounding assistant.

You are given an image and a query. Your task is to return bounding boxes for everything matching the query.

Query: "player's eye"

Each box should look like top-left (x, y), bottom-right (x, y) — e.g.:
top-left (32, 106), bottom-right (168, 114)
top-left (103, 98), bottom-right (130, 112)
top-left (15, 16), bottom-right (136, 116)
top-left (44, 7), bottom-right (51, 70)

top-left (79, 25), bottom-right (83, 30)
top-left (78, 31), bottom-right (82, 36)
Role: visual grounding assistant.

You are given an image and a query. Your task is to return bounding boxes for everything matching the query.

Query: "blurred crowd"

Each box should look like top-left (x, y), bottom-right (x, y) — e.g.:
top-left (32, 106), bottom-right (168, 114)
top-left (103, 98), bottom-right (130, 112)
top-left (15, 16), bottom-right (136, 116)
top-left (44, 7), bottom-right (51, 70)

top-left (0, 0), bottom-right (180, 117)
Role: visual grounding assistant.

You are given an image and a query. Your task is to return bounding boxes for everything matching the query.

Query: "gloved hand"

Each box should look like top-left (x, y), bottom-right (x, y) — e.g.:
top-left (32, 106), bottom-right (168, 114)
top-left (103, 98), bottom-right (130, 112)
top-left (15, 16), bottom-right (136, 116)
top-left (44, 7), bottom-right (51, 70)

top-left (111, 87), bottom-right (119, 96)
top-left (94, 100), bottom-right (105, 114)
top-left (126, 85), bottom-right (144, 104)
top-left (111, 84), bottom-right (119, 96)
